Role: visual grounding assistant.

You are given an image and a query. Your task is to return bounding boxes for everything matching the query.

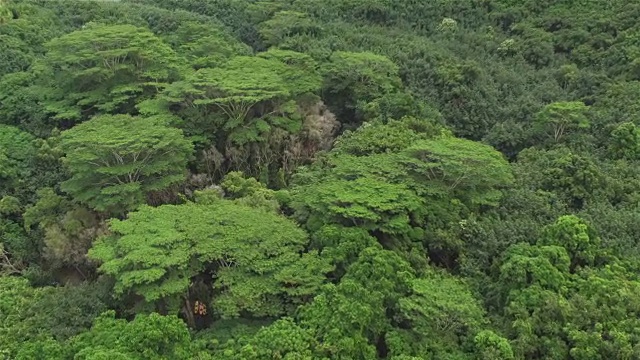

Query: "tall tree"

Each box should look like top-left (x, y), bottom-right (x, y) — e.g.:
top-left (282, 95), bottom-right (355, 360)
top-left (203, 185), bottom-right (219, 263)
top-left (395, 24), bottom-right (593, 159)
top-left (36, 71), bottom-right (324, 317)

top-left (89, 200), bottom-right (330, 323)
top-left (160, 52), bottom-right (320, 146)
top-left (609, 121), bottom-right (640, 160)
top-left (402, 136), bottom-right (514, 207)
top-left (59, 114), bottom-right (193, 214)
top-left (390, 270), bottom-right (489, 358)
top-left (535, 101), bottom-right (590, 143)
top-left (43, 23), bottom-right (179, 123)
top-left (321, 51), bottom-right (402, 125)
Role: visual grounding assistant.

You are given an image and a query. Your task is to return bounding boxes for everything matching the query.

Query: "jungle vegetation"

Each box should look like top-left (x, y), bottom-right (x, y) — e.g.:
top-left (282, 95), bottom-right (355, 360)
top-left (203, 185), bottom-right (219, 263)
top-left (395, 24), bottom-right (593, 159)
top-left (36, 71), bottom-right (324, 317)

top-left (2, 0), bottom-right (640, 359)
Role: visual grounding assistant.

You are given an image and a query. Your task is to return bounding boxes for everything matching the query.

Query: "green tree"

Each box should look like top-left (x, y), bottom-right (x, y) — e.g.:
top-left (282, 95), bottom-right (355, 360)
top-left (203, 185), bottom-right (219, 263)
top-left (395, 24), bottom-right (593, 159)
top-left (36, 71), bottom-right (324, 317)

top-left (299, 246), bottom-right (414, 359)
top-left (43, 23), bottom-right (179, 122)
top-left (514, 147), bottom-right (603, 209)
top-left (332, 117), bottom-right (442, 157)
top-left (0, 0), bottom-right (12, 24)
top-left (152, 50), bottom-right (323, 182)
top-left (0, 70), bottom-right (50, 135)
top-left (539, 215), bottom-right (601, 270)
top-left (499, 243), bottom-right (571, 296)
top-left (59, 114), bottom-right (193, 214)
top-left (498, 243), bottom-right (572, 359)
top-left (0, 276), bottom-right (51, 358)
top-left (473, 330), bottom-right (515, 360)
top-left (22, 188), bottom-right (106, 271)
top-left (165, 22), bottom-right (251, 69)
top-left (256, 49), bottom-right (323, 97)
top-left (258, 10), bottom-right (321, 48)
top-left (21, 281), bottom-right (110, 342)
top-left (402, 136), bottom-right (514, 207)
top-left (0, 35), bottom-right (33, 78)
top-left (68, 311), bottom-right (195, 360)
top-left (609, 121), bottom-right (640, 160)
top-left (535, 101), bottom-right (590, 143)
top-left (0, 125), bottom-right (35, 197)
top-left (160, 53), bottom-right (318, 146)
top-left (223, 318), bottom-right (320, 360)
top-left (309, 225), bottom-right (378, 278)
top-left (219, 171), bottom-right (280, 212)
top-left (89, 200), bottom-right (330, 322)
top-left (321, 51), bottom-right (402, 125)
top-left (390, 270), bottom-right (488, 358)
top-left (292, 128), bottom-right (511, 269)
top-left (565, 264), bottom-right (640, 360)
top-left (291, 174), bottom-right (425, 238)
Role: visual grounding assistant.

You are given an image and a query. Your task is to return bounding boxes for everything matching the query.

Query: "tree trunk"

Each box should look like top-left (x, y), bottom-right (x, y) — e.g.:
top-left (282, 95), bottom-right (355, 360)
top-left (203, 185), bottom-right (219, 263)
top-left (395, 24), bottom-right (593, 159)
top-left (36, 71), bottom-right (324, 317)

top-left (182, 297), bottom-right (196, 329)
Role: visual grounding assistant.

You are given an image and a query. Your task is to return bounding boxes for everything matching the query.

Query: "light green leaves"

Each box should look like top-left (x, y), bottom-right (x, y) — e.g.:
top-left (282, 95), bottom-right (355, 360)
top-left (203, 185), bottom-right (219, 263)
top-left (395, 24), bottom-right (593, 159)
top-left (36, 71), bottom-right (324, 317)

top-left (293, 175), bottom-right (424, 235)
top-left (59, 114), bottom-right (193, 214)
top-left (540, 215), bottom-right (601, 269)
top-left (43, 24), bottom-right (179, 122)
top-left (161, 50), bottom-right (321, 146)
top-left (393, 270), bottom-right (487, 357)
top-left (69, 311), bottom-right (194, 360)
top-left (89, 201), bottom-right (330, 317)
top-left (535, 101), bottom-right (590, 143)
top-left (403, 136), bottom-right (514, 206)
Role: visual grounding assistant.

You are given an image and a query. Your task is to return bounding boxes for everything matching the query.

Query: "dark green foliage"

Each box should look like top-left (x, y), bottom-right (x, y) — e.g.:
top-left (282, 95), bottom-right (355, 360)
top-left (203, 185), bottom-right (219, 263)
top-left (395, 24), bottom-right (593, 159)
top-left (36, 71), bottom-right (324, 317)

top-left (0, 34), bottom-right (34, 77)
top-left (321, 51), bottom-right (402, 125)
top-left (3, 0), bottom-right (640, 359)
top-left (514, 146), bottom-right (603, 209)
top-left (0, 125), bottom-right (36, 196)
top-left (165, 22), bottom-right (252, 69)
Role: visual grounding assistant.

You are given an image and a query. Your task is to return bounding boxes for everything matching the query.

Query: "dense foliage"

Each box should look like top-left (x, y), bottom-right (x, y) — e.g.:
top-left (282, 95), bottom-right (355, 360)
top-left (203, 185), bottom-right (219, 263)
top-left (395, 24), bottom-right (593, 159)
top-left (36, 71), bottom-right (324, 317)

top-left (2, 0), bottom-right (640, 358)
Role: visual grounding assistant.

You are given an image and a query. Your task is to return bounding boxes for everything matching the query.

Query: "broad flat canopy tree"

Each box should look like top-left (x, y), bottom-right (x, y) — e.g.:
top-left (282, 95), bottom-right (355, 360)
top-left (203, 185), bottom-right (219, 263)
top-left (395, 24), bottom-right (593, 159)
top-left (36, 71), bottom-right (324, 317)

top-left (161, 51), bottom-right (321, 146)
top-left (192, 56), bottom-right (291, 132)
top-left (43, 23), bottom-right (179, 122)
top-left (89, 200), bottom-right (331, 318)
top-left (402, 136), bottom-right (514, 206)
top-left (291, 134), bottom-right (512, 240)
top-left (256, 49), bottom-right (322, 97)
top-left (59, 114), bottom-right (193, 214)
